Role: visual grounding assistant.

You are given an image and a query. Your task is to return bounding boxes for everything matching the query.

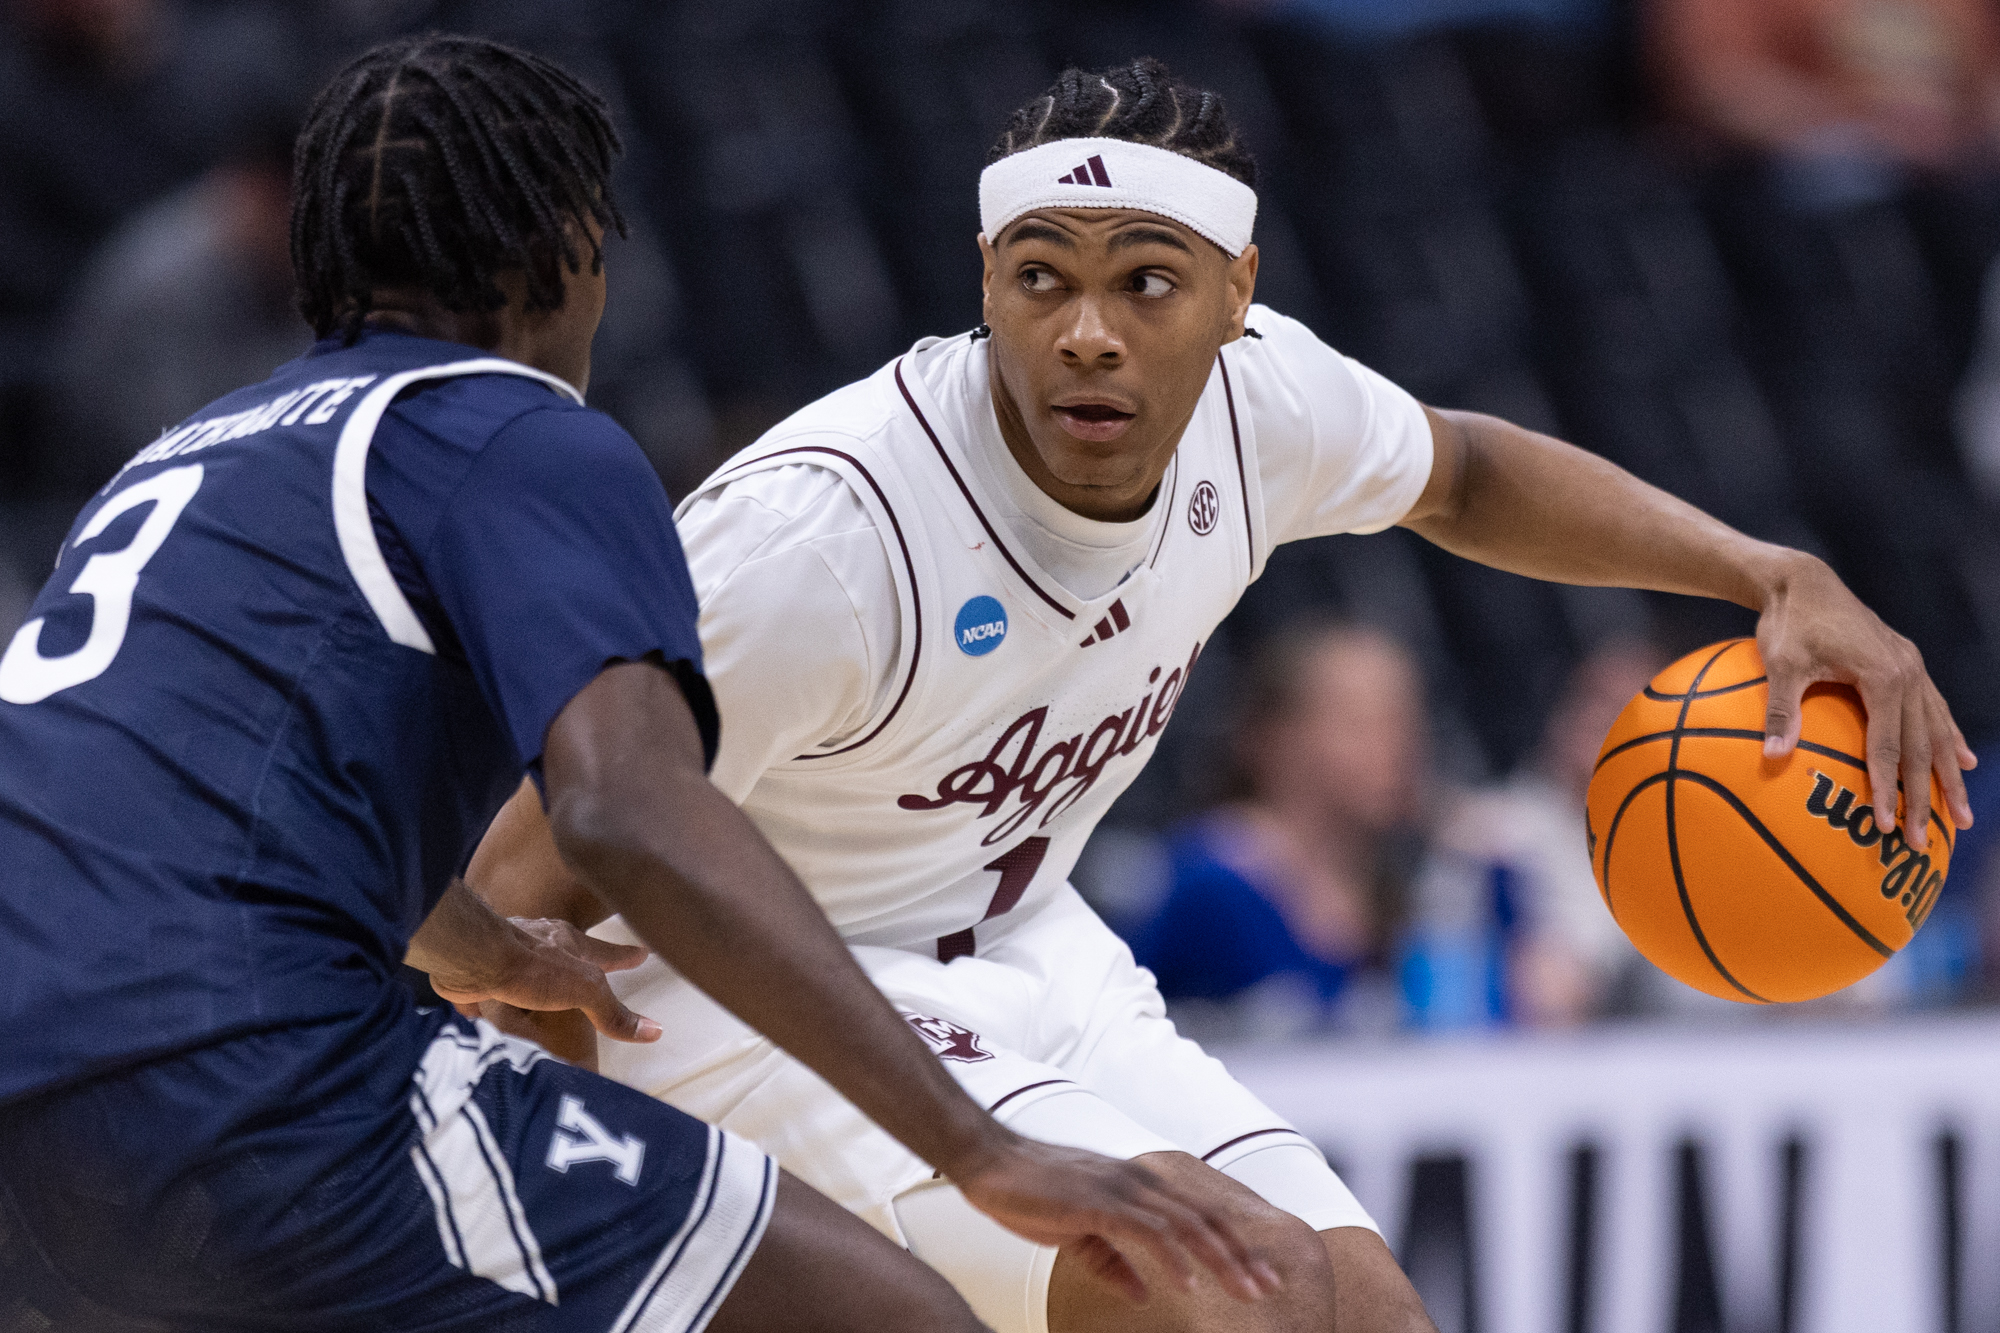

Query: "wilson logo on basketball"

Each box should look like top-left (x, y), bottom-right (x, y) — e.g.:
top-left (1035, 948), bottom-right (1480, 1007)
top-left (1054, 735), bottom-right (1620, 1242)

top-left (1189, 480), bottom-right (1220, 535)
top-left (898, 643), bottom-right (1201, 844)
top-left (1804, 771), bottom-right (1944, 926)
top-left (903, 1012), bottom-right (994, 1063)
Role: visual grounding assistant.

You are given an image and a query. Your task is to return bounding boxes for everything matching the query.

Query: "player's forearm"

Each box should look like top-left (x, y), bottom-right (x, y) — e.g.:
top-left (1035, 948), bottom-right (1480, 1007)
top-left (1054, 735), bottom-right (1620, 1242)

top-left (466, 778), bottom-right (611, 930)
top-left (405, 879), bottom-right (527, 990)
top-left (1402, 407), bottom-right (1813, 612)
top-left (550, 771), bottom-right (1010, 1177)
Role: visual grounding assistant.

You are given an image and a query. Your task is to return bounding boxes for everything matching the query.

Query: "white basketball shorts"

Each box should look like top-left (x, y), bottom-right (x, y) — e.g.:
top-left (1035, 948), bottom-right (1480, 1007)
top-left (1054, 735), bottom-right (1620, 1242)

top-left (596, 885), bottom-right (1375, 1242)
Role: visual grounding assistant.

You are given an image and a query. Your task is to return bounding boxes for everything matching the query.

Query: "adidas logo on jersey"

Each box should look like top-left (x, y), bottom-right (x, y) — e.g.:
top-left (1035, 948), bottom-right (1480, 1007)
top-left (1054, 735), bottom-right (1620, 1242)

top-left (1056, 155), bottom-right (1113, 187)
top-left (1078, 598), bottom-right (1131, 648)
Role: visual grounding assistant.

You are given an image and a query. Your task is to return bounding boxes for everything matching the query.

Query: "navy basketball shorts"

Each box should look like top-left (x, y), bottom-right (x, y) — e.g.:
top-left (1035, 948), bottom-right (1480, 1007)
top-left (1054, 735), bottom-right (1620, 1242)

top-left (0, 993), bottom-right (776, 1333)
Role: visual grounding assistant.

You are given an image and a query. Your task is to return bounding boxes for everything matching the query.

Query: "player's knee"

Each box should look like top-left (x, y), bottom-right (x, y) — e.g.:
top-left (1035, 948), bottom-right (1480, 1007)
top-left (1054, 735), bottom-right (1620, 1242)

top-left (1248, 1208), bottom-right (1339, 1325)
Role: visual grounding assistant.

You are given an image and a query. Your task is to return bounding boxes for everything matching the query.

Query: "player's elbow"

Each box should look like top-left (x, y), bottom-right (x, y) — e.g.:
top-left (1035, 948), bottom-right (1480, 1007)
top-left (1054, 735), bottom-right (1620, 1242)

top-left (544, 783), bottom-right (659, 902)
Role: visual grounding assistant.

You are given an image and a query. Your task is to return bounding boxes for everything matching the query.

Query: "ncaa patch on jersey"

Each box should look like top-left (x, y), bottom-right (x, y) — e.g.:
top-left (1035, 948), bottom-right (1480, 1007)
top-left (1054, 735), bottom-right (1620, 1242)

top-left (954, 596), bottom-right (1008, 656)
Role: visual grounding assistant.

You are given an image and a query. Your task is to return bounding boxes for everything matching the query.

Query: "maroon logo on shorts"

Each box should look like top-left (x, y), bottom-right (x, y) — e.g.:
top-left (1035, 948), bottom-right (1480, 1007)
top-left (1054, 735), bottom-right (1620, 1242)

top-left (903, 1012), bottom-right (994, 1064)
top-left (1189, 480), bottom-right (1220, 536)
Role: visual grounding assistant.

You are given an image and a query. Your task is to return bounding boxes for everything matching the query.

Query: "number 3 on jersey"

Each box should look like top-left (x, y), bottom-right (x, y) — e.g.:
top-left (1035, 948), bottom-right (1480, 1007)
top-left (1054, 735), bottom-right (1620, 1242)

top-left (0, 464), bottom-right (204, 705)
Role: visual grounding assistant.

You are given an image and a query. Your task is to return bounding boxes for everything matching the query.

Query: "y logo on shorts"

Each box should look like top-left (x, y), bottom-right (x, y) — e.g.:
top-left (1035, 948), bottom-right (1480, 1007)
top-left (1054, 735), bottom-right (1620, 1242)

top-left (903, 1012), bottom-right (995, 1063)
top-left (545, 1095), bottom-right (646, 1185)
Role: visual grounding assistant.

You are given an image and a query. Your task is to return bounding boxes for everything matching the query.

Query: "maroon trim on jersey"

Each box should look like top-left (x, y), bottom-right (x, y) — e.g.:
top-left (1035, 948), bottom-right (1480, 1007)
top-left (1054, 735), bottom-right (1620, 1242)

top-left (712, 445), bottom-right (923, 761)
top-left (893, 359), bottom-right (1075, 621)
top-left (1148, 455), bottom-right (1179, 568)
top-left (1217, 354), bottom-right (1255, 571)
top-left (987, 1078), bottom-right (1076, 1116)
top-left (1201, 1127), bottom-right (1300, 1163)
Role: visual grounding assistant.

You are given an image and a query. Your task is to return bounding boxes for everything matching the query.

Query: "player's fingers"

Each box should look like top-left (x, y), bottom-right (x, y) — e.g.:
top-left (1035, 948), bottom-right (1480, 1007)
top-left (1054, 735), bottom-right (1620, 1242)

top-left (1762, 660), bottom-right (1808, 757)
top-left (1858, 675), bottom-right (1903, 839)
top-left (1106, 1187), bottom-right (1264, 1301)
top-left (578, 976), bottom-right (662, 1044)
top-left (1930, 695), bottom-right (1975, 829)
top-left (1071, 1234), bottom-right (1151, 1306)
top-left (1898, 691), bottom-right (1932, 852)
top-left (568, 934), bottom-right (651, 974)
top-left (1157, 1199), bottom-right (1275, 1301)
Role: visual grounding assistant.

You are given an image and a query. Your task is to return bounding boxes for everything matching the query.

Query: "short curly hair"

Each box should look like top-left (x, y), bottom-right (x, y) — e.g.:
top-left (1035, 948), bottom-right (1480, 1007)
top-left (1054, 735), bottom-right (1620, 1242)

top-left (988, 57), bottom-right (1256, 189)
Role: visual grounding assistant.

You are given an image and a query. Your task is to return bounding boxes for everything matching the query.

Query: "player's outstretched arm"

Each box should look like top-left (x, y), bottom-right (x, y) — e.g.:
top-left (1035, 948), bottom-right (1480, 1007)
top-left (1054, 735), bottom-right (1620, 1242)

top-left (1399, 405), bottom-right (1976, 850)
top-left (529, 659), bottom-right (1280, 1305)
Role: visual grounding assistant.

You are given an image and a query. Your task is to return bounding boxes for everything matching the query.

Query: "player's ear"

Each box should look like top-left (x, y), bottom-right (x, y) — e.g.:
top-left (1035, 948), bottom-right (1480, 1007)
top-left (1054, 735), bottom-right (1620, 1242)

top-left (1223, 243), bottom-right (1258, 342)
top-left (978, 232), bottom-right (997, 322)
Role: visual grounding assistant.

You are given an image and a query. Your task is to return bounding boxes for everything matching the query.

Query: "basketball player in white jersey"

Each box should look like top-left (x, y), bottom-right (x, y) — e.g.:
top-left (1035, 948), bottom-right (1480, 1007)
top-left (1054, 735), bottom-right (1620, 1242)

top-left (470, 59), bottom-right (1976, 1333)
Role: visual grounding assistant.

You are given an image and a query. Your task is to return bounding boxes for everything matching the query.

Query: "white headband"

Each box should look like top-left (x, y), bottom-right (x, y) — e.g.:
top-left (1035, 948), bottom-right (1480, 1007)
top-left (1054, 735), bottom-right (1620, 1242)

top-left (979, 137), bottom-right (1258, 258)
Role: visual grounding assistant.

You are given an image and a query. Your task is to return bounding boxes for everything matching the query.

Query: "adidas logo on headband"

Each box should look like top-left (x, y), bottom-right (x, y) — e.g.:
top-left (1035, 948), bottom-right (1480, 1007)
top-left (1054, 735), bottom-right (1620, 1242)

top-left (1056, 155), bottom-right (1114, 188)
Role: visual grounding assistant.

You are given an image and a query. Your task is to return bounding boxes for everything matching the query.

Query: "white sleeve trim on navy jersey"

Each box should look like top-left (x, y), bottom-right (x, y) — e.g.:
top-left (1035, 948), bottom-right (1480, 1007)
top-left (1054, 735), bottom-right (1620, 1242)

top-left (1234, 306), bottom-right (1436, 549)
top-left (331, 358), bottom-right (582, 655)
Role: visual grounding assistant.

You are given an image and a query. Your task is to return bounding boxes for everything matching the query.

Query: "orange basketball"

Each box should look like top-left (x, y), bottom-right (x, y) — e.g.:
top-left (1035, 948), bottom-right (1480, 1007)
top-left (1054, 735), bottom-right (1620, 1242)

top-left (1585, 639), bottom-right (1954, 1003)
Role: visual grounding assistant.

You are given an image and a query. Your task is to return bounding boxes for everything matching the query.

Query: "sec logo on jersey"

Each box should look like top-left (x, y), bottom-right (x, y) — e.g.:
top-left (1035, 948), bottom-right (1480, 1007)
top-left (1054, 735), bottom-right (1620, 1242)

top-left (1188, 480), bottom-right (1220, 535)
top-left (954, 596), bottom-right (1008, 656)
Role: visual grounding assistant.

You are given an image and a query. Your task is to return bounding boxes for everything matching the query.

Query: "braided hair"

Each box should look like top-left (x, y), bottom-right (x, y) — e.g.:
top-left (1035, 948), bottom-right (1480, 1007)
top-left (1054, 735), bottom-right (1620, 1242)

top-left (292, 34), bottom-right (625, 341)
top-left (987, 57), bottom-right (1256, 189)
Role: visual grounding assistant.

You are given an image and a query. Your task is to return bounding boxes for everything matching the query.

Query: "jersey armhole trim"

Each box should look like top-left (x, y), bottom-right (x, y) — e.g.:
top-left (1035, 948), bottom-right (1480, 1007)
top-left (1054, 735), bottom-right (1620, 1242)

top-left (711, 444), bottom-right (925, 761)
top-left (892, 359), bottom-right (1075, 622)
top-left (332, 358), bottom-right (582, 654)
top-left (1217, 353), bottom-right (1258, 576)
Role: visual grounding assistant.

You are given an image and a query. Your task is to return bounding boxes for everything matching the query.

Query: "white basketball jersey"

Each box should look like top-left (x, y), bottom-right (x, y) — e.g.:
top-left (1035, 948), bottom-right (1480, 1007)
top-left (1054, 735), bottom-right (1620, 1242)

top-left (679, 330), bottom-right (1268, 958)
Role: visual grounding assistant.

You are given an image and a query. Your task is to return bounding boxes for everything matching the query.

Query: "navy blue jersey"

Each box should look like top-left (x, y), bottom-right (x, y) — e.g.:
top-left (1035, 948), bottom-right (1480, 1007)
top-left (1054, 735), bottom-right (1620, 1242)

top-left (0, 330), bottom-right (713, 1106)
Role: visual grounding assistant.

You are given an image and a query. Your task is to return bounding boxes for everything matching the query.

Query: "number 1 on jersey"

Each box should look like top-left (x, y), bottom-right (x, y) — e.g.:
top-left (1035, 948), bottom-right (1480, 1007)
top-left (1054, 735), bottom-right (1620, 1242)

top-left (0, 464), bottom-right (204, 705)
top-left (938, 836), bottom-right (1050, 963)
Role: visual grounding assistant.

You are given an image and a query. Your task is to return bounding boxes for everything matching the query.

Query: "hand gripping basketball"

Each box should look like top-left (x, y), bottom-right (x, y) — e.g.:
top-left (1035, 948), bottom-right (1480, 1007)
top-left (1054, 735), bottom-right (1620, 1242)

top-left (1752, 556), bottom-right (1975, 851)
top-left (1587, 640), bottom-right (1956, 1003)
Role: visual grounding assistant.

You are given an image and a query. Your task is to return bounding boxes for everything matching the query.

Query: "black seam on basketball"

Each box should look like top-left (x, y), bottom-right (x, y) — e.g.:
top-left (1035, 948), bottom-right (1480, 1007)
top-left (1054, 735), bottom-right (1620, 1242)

top-left (1642, 675), bottom-right (1767, 703)
top-left (1666, 647), bottom-right (1770, 1002)
top-left (1794, 740), bottom-right (1867, 771)
top-left (1599, 772), bottom-right (1667, 925)
top-left (1669, 770), bottom-right (1894, 958)
top-left (1601, 770), bottom-right (1763, 998)
top-left (1930, 810), bottom-right (1954, 858)
top-left (1593, 731), bottom-right (1871, 776)
top-left (1596, 728), bottom-right (1766, 773)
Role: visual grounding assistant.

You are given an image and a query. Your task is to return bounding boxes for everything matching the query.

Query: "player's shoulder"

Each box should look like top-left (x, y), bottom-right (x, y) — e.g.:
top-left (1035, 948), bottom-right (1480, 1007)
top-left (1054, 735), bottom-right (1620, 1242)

top-left (680, 336), bottom-right (965, 534)
top-left (390, 364), bottom-right (607, 451)
top-left (1227, 304), bottom-right (1339, 377)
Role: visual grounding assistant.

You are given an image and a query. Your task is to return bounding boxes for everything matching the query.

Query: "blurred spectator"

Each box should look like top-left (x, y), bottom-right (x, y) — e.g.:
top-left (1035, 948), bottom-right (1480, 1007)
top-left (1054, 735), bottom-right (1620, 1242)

top-left (1125, 624), bottom-right (1429, 1037)
top-left (49, 122), bottom-right (307, 489)
top-left (0, 0), bottom-right (305, 341)
top-left (1956, 258), bottom-right (2000, 508)
top-left (1408, 640), bottom-right (1660, 1028)
top-left (1650, 0), bottom-right (2000, 205)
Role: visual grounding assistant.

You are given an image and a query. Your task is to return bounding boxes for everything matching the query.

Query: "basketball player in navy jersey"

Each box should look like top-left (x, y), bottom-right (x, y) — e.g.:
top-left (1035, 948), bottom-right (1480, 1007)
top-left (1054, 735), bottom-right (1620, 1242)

top-left (0, 37), bottom-right (1278, 1333)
